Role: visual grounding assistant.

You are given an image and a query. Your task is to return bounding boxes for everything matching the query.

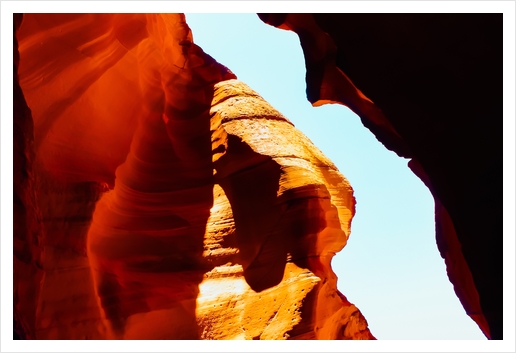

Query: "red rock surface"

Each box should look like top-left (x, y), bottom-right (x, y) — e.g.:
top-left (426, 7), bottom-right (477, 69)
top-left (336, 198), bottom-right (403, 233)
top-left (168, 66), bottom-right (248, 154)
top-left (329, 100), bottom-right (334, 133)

top-left (259, 13), bottom-right (501, 339)
top-left (14, 14), bottom-right (374, 340)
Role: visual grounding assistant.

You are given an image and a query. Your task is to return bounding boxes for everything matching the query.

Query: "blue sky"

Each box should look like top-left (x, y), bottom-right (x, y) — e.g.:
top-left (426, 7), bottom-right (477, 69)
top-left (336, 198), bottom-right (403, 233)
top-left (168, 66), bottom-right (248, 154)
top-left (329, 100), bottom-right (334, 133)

top-left (186, 13), bottom-right (486, 340)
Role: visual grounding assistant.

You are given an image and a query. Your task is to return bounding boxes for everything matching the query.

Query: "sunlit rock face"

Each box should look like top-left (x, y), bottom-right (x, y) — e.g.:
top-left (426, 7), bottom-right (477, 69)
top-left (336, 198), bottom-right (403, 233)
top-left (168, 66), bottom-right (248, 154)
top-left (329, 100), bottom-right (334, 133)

top-left (14, 14), bottom-right (374, 340)
top-left (258, 13), bottom-right (502, 339)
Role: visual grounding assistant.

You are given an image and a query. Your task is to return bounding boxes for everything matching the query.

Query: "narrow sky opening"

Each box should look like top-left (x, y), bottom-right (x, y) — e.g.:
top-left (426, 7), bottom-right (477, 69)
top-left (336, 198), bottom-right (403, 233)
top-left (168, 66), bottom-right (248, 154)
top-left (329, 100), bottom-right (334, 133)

top-left (186, 13), bottom-right (486, 340)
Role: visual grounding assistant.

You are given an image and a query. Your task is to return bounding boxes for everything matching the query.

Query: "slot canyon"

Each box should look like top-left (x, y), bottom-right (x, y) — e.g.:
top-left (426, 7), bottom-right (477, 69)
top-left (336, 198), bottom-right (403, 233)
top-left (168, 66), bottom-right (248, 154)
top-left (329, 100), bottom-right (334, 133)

top-left (13, 13), bottom-right (502, 340)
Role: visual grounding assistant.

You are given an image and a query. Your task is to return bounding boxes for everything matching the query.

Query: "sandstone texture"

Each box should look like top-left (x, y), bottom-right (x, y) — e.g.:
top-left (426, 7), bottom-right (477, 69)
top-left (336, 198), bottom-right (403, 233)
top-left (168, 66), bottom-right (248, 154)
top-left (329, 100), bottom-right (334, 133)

top-left (14, 14), bottom-right (374, 340)
top-left (259, 13), bottom-right (502, 339)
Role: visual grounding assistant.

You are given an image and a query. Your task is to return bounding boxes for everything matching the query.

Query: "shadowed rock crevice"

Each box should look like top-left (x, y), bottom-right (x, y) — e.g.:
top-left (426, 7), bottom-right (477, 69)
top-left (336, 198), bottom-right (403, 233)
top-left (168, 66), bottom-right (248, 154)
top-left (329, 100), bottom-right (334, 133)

top-left (215, 134), bottom-right (285, 292)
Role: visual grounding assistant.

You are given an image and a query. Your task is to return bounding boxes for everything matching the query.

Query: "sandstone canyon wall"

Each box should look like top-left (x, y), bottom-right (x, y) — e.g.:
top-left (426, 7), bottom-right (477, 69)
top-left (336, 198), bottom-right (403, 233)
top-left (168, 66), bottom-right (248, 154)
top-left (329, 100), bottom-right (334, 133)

top-left (13, 14), bottom-right (374, 340)
top-left (258, 13), bottom-right (502, 339)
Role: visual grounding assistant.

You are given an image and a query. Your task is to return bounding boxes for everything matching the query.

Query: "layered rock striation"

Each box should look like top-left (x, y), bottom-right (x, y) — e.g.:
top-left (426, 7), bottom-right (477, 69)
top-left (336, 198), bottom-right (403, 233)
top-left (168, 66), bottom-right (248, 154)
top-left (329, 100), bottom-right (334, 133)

top-left (14, 14), bottom-right (374, 340)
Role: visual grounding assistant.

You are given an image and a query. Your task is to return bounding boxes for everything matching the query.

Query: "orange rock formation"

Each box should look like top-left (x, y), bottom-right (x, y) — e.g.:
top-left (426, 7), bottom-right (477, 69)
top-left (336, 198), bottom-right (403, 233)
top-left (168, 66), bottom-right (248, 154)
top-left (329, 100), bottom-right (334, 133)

top-left (14, 14), bottom-right (374, 340)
